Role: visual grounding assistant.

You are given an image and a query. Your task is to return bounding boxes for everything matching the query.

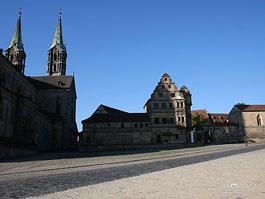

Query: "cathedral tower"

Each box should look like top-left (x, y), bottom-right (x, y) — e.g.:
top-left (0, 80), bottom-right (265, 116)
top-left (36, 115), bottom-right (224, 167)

top-left (46, 11), bottom-right (67, 76)
top-left (5, 11), bottom-right (26, 74)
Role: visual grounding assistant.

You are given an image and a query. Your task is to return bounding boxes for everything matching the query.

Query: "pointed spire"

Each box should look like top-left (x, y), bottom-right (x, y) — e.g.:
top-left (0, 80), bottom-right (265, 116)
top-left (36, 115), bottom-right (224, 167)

top-left (50, 10), bottom-right (66, 51)
top-left (5, 9), bottom-right (26, 74)
top-left (8, 10), bottom-right (24, 50)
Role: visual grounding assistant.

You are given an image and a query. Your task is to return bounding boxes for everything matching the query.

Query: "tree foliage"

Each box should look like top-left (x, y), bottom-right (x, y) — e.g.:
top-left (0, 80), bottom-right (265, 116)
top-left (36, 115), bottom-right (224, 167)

top-left (192, 113), bottom-right (207, 128)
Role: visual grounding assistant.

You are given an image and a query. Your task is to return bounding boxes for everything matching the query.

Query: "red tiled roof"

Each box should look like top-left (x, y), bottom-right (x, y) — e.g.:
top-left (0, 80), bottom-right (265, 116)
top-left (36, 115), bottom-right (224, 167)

top-left (235, 104), bottom-right (265, 112)
top-left (191, 109), bottom-right (208, 119)
top-left (208, 113), bottom-right (228, 123)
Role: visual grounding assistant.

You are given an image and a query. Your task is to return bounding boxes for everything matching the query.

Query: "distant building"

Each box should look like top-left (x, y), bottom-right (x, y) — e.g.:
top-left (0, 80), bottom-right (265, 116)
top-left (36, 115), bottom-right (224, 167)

top-left (191, 110), bottom-right (239, 144)
top-left (80, 73), bottom-right (192, 151)
top-left (229, 104), bottom-right (265, 141)
top-left (0, 12), bottom-right (77, 151)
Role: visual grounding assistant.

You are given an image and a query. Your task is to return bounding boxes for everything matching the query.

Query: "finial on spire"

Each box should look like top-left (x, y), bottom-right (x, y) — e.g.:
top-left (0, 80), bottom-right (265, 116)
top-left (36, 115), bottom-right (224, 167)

top-left (19, 8), bottom-right (22, 17)
top-left (59, 8), bottom-right (62, 18)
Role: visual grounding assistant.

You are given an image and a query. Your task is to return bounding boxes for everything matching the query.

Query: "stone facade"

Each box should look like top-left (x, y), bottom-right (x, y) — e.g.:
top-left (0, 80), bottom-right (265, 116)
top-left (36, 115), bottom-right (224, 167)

top-left (229, 104), bottom-right (265, 141)
top-left (80, 73), bottom-right (192, 151)
top-left (191, 110), bottom-right (239, 144)
top-left (0, 12), bottom-right (77, 151)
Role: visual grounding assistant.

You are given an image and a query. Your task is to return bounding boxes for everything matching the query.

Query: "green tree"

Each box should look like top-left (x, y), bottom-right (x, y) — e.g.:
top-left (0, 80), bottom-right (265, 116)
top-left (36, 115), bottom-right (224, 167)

top-left (192, 113), bottom-right (207, 129)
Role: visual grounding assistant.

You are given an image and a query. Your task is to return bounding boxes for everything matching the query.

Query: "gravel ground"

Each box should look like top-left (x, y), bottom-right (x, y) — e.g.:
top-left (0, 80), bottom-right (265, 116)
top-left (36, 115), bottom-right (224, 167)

top-left (29, 147), bottom-right (265, 199)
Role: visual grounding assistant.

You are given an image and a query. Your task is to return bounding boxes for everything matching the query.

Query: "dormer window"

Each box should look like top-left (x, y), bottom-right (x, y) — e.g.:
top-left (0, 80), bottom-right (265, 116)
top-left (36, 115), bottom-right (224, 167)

top-left (165, 78), bottom-right (167, 81)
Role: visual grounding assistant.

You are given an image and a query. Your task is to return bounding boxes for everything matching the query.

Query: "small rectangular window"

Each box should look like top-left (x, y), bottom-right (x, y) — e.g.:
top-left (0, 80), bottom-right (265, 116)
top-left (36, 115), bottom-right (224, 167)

top-left (162, 118), bottom-right (167, 124)
top-left (134, 123), bottom-right (138, 128)
top-left (153, 103), bottom-right (159, 109)
top-left (154, 118), bottom-right (160, 124)
top-left (182, 117), bottom-right (185, 122)
top-left (86, 136), bottom-right (90, 143)
top-left (170, 118), bottom-right (174, 124)
top-left (145, 123), bottom-right (149, 127)
top-left (121, 123), bottom-right (125, 128)
top-left (175, 134), bottom-right (179, 139)
top-left (170, 93), bottom-right (175, 97)
top-left (161, 103), bottom-right (167, 109)
top-left (181, 102), bottom-right (184, 108)
top-left (140, 123), bottom-right (143, 128)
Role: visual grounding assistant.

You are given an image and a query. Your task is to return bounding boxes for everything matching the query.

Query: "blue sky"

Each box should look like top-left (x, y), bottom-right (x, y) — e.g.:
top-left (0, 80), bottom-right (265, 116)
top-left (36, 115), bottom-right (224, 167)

top-left (1, 0), bottom-right (265, 131)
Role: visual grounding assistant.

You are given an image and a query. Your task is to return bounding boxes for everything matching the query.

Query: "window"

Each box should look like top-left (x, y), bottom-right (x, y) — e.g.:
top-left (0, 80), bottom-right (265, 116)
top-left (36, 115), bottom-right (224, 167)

top-left (162, 85), bottom-right (165, 89)
top-left (165, 78), bottom-right (167, 81)
top-left (162, 118), bottom-right (167, 124)
top-left (135, 123), bottom-right (138, 128)
top-left (153, 103), bottom-right (159, 109)
top-left (121, 123), bottom-right (125, 128)
top-left (178, 117), bottom-right (181, 122)
top-left (154, 118), bottom-right (160, 124)
top-left (161, 103), bottom-right (167, 109)
top-left (145, 123), bottom-right (149, 127)
top-left (182, 117), bottom-right (185, 122)
top-left (181, 102), bottom-right (184, 108)
top-left (168, 85), bottom-right (171, 89)
top-left (257, 115), bottom-right (263, 126)
top-left (170, 118), bottom-right (174, 124)
top-left (175, 134), bottom-right (179, 139)
top-left (177, 102), bottom-right (180, 108)
top-left (86, 136), bottom-right (90, 143)
top-left (107, 123), bottom-right (111, 127)
top-left (158, 93), bottom-right (163, 97)
top-left (169, 103), bottom-right (173, 109)
top-left (0, 101), bottom-right (3, 120)
top-left (54, 53), bottom-right (57, 61)
top-left (140, 123), bottom-right (143, 128)
top-left (171, 93), bottom-right (175, 97)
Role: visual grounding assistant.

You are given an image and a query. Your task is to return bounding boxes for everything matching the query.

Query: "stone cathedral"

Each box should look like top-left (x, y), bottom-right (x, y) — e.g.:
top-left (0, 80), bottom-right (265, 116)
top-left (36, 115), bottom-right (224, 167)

top-left (0, 12), bottom-right (77, 151)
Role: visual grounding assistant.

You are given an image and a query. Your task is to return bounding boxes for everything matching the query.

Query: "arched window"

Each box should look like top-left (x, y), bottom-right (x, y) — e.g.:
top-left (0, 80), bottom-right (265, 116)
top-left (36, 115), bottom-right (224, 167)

top-left (54, 53), bottom-right (57, 61)
top-left (53, 64), bottom-right (56, 72)
top-left (257, 115), bottom-right (263, 126)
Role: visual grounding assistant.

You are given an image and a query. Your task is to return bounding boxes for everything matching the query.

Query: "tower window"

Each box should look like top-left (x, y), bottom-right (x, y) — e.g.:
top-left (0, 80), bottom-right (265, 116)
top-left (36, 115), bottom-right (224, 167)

top-left (53, 64), bottom-right (56, 72)
top-left (54, 53), bottom-right (57, 61)
top-left (165, 78), bottom-right (167, 81)
top-left (171, 93), bottom-right (175, 97)
top-left (162, 118), bottom-right (167, 124)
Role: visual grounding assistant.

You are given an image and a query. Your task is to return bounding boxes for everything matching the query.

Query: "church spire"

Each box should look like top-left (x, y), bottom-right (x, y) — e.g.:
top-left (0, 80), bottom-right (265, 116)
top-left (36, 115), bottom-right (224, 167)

top-left (46, 11), bottom-right (67, 76)
top-left (5, 10), bottom-right (26, 74)
top-left (49, 11), bottom-right (66, 51)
